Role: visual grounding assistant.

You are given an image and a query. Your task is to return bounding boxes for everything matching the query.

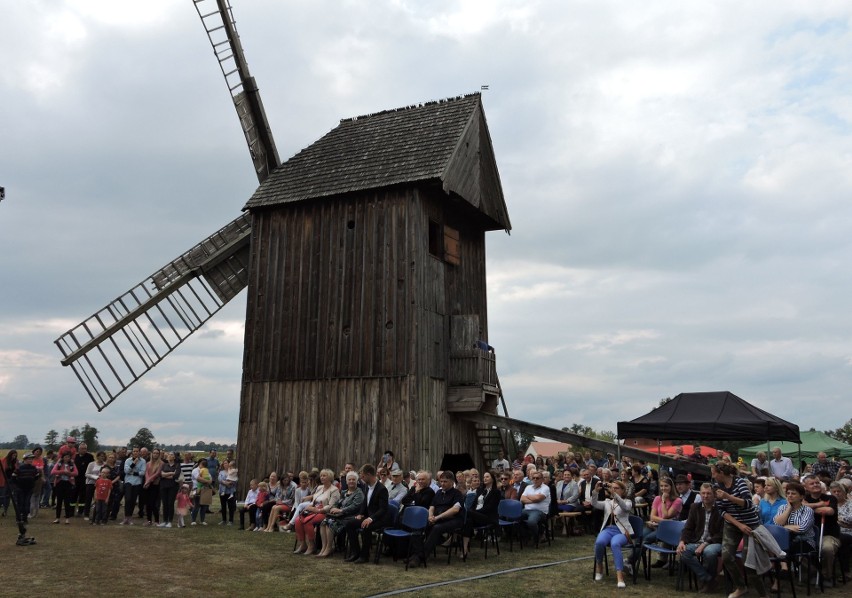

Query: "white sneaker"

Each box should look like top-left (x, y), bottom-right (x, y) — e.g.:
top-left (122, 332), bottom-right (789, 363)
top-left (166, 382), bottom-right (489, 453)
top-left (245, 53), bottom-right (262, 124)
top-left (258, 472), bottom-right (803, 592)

top-left (201, 521), bottom-right (208, 526)
top-left (165, 522), bottom-right (172, 528)
top-left (157, 522), bottom-right (166, 527)
top-left (191, 522), bottom-right (197, 526)
top-left (595, 573), bottom-right (604, 581)
top-left (617, 581), bottom-right (626, 589)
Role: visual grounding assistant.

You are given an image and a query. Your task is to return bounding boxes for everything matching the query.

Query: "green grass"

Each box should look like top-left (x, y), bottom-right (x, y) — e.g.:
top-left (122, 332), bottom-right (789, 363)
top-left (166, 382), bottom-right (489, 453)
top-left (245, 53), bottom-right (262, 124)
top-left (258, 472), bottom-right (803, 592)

top-left (0, 510), bottom-right (744, 597)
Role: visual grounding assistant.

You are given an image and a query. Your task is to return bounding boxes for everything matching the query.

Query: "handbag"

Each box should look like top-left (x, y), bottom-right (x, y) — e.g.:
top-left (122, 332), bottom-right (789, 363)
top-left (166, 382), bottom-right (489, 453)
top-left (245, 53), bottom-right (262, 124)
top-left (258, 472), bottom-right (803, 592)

top-left (199, 487), bottom-right (213, 505)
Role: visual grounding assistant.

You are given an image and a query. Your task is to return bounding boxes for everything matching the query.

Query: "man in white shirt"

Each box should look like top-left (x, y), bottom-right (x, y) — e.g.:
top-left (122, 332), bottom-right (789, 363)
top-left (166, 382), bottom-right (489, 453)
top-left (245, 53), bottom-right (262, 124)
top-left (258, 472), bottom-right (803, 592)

top-left (520, 471), bottom-right (550, 542)
top-left (769, 447), bottom-right (794, 481)
top-left (491, 450), bottom-right (510, 473)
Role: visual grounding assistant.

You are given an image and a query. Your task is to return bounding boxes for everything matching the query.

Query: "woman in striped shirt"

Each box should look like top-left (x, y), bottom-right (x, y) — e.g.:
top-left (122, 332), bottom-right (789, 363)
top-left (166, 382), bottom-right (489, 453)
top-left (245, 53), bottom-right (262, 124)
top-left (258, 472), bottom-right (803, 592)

top-left (713, 462), bottom-right (765, 598)
top-left (774, 481), bottom-right (815, 554)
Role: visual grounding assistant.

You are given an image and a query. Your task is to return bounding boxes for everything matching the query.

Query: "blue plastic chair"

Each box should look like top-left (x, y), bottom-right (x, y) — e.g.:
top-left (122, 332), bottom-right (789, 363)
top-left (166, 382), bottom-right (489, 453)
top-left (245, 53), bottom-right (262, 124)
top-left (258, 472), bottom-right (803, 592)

top-left (378, 506), bottom-right (428, 570)
top-left (497, 499), bottom-right (524, 552)
top-left (371, 502), bottom-right (400, 563)
top-left (643, 519), bottom-right (685, 581)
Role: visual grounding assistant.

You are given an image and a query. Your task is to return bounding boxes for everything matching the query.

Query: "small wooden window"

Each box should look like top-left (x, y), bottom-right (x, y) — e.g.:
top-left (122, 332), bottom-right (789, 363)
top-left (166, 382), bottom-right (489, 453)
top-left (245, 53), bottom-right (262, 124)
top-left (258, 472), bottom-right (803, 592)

top-left (443, 225), bottom-right (460, 265)
top-left (429, 220), bottom-right (443, 258)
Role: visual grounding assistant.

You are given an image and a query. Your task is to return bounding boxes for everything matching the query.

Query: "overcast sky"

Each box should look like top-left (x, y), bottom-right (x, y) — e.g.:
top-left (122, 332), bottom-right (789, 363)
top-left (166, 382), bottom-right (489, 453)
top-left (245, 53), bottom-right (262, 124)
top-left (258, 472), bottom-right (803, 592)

top-left (2, 1), bottom-right (851, 449)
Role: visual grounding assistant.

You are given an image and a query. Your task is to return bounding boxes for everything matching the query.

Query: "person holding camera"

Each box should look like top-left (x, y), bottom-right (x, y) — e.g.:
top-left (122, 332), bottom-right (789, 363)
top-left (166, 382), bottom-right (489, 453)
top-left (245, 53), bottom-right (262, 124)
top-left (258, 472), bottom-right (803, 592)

top-left (592, 479), bottom-right (633, 588)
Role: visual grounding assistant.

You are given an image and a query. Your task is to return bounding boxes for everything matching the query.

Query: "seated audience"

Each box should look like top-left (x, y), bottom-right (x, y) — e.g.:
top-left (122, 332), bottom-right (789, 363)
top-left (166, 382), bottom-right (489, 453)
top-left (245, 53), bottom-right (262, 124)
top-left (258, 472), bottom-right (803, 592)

top-left (645, 476), bottom-right (683, 567)
top-left (592, 479), bottom-right (633, 589)
top-left (677, 482), bottom-right (723, 593)
top-left (321, 471), bottom-right (364, 558)
top-left (461, 470), bottom-right (500, 558)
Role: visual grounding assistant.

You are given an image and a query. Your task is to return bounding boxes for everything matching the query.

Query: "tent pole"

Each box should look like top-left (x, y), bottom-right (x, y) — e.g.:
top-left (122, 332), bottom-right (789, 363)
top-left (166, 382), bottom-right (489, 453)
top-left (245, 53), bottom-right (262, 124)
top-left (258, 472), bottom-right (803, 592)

top-left (657, 439), bottom-right (662, 471)
top-left (617, 438), bottom-right (621, 466)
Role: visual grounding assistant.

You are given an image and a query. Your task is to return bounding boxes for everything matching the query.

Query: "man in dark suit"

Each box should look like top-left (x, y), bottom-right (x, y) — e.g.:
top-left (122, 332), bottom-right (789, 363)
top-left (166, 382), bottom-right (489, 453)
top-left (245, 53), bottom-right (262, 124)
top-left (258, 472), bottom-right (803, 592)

top-left (578, 468), bottom-right (602, 531)
top-left (675, 474), bottom-right (698, 520)
top-left (676, 482), bottom-right (723, 593)
top-left (345, 464), bottom-right (390, 564)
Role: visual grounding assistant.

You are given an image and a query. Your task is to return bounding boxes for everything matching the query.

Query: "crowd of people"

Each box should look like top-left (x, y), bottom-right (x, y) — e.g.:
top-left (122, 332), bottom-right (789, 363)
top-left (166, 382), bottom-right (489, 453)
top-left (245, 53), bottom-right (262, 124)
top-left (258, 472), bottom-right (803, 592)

top-left (2, 437), bottom-right (851, 593)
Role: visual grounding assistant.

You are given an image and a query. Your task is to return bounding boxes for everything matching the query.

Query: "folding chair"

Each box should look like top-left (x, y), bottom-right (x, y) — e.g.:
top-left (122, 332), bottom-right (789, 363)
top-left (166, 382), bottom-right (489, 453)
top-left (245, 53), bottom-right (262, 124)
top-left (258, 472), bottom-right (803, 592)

top-left (764, 524), bottom-right (797, 598)
top-left (497, 499), bottom-right (524, 552)
top-left (376, 505), bottom-right (427, 570)
top-left (643, 519), bottom-right (685, 582)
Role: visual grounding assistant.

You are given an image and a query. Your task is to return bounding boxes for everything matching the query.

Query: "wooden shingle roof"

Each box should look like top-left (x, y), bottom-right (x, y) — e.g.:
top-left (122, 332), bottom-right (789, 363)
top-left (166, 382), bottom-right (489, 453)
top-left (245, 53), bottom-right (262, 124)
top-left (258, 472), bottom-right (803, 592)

top-left (244, 93), bottom-right (510, 231)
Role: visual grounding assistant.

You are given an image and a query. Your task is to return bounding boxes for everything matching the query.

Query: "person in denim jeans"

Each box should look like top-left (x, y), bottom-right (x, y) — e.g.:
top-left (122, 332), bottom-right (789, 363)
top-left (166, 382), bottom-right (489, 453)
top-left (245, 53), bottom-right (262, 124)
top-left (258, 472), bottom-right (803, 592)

top-left (677, 483), bottom-right (724, 593)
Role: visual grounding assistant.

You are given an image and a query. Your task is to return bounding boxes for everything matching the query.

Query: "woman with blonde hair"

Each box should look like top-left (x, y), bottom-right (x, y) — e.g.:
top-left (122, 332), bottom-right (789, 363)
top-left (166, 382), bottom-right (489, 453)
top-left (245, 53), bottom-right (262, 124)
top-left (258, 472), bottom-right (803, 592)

top-left (293, 469), bottom-right (340, 555)
top-left (758, 477), bottom-right (786, 525)
top-left (592, 479), bottom-right (633, 589)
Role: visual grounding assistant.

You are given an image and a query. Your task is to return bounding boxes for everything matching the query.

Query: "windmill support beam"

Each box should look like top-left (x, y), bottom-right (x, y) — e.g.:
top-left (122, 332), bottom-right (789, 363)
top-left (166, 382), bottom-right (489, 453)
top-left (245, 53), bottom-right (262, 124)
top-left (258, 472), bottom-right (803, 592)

top-left (455, 411), bottom-right (713, 477)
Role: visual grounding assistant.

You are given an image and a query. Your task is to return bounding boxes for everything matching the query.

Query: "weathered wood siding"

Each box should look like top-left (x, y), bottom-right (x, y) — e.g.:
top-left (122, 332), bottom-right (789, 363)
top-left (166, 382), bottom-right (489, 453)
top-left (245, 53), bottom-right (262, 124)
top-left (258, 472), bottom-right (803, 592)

top-left (238, 376), bottom-right (481, 476)
top-left (243, 189), bottom-right (416, 381)
top-left (238, 184), bottom-right (488, 481)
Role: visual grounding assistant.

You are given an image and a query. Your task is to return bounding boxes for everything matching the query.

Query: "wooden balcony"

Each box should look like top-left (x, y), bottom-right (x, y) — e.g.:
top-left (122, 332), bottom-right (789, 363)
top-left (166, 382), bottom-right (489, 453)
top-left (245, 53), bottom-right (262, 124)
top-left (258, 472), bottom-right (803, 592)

top-left (448, 349), bottom-right (498, 389)
top-left (447, 349), bottom-right (499, 412)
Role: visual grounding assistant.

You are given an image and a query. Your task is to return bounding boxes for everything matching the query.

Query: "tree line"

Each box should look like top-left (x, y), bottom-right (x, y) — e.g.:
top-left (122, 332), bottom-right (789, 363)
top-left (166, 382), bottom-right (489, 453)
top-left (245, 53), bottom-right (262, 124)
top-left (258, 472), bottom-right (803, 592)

top-left (0, 425), bottom-right (235, 453)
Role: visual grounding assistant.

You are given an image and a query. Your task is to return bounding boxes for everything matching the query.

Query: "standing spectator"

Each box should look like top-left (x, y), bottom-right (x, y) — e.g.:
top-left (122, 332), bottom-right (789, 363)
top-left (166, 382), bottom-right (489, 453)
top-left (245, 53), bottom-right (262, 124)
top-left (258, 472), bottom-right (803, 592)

top-left (92, 466), bottom-right (112, 525)
top-left (751, 451), bottom-right (771, 478)
top-left (207, 449), bottom-right (220, 496)
top-left (158, 451), bottom-right (179, 528)
top-left (12, 453), bottom-right (39, 545)
top-left (28, 446), bottom-right (45, 518)
top-left (41, 449), bottom-right (56, 508)
top-left (83, 451), bottom-right (106, 521)
top-left (176, 484), bottom-right (192, 528)
top-left (491, 450), bottom-right (510, 474)
top-left (143, 448), bottom-right (163, 526)
top-left (121, 446), bottom-right (146, 526)
top-left (769, 447), bottom-right (794, 481)
top-left (191, 458), bottom-right (213, 525)
top-left (180, 452), bottom-right (195, 485)
top-left (812, 452), bottom-right (841, 481)
top-left (73, 442), bottom-right (94, 517)
top-left (106, 451), bottom-right (124, 521)
top-left (51, 452), bottom-right (78, 524)
top-left (217, 459), bottom-right (237, 525)
top-left (0, 449), bottom-right (12, 517)
top-left (57, 437), bottom-right (77, 461)
top-left (714, 462), bottom-right (766, 598)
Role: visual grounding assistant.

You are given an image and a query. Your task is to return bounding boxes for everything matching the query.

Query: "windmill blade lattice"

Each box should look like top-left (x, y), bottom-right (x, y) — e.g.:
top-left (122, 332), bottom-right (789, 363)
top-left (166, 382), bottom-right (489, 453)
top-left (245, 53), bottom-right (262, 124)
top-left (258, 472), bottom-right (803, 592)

top-left (54, 214), bottom-right (251, 411)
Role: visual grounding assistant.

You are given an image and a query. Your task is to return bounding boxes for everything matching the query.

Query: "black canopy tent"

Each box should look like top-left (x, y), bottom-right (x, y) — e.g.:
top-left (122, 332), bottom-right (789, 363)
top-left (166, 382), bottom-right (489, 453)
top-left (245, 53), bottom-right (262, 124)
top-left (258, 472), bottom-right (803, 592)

top-left (617, 391), bottom-right (800, 442)
top-left (617, 392), bottom-right (800, 470)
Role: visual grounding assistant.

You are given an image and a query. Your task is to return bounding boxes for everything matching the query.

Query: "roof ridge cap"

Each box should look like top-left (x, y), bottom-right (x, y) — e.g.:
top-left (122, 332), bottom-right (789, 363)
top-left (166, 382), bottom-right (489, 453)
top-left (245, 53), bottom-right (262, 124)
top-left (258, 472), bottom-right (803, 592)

top-left (340, 92), bottom-right (480, 123)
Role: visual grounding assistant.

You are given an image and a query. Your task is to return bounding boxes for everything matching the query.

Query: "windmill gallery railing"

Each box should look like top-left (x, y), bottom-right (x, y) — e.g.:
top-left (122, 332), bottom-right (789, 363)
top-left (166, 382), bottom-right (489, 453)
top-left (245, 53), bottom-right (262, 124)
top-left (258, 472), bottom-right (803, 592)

top-left (448, 349), bottom-right (497, 388)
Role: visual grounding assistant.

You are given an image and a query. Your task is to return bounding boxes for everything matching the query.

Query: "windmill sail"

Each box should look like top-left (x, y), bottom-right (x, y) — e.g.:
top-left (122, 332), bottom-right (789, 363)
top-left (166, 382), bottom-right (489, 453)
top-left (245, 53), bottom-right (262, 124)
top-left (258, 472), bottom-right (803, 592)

top-left (56, 1), bottom-right (281, 410)
top-left (55, 215), bottom-right (251, 411)
top-left (193, 0), bottom-right (280, 181)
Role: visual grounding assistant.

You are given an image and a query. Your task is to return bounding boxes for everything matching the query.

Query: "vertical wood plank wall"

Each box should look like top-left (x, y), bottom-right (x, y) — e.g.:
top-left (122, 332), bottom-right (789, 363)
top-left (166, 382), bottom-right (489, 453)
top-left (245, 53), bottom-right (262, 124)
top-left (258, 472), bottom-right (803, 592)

top-left (238, 185), bottom-right (488, 480)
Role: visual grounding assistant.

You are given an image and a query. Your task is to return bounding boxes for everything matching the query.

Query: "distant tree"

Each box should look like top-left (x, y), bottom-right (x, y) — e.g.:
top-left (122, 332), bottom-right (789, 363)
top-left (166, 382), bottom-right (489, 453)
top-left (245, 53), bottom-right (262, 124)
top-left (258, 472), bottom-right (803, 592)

top-left (12, 434), bottom-right (29, 448)
top-left (80, 423), bottom-right (100, 451)
top-left (43, 429), bottom-right (60, 450)
top-left (659, 397), bottom-right (672, 407)
top-left (195, 441), bottom-right (206, 449)
top-left (129, 427), bottom-right (156, 449)
top-left (826, 418), bottom-right (852, 445)
top-left (513, 431), bottom-right (535, 454)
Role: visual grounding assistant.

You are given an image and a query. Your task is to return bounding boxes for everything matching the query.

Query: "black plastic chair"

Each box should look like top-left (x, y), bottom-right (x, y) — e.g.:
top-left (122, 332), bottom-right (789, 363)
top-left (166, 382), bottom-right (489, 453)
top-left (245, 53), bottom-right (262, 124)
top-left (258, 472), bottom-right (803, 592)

top-left (593, 514), bottom-right (645, 585)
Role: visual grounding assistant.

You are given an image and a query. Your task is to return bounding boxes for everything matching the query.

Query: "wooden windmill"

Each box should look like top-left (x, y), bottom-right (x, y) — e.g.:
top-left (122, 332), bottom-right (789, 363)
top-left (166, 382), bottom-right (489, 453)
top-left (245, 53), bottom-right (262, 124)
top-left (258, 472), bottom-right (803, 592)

top-left (55, 0), bottom-right (515, 475)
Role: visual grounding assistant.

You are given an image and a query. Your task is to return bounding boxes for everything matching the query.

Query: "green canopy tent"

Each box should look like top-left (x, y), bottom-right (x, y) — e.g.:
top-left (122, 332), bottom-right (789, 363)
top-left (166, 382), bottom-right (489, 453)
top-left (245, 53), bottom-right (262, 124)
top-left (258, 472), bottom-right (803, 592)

top-left (739, 430), bottom-right (852, 463)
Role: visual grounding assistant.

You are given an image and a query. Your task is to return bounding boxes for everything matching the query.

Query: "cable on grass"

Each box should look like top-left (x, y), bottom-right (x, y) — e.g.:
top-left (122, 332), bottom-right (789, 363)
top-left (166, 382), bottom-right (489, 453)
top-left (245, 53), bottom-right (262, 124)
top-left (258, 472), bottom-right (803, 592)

top-left (365, 554), bottom-right (595, 597)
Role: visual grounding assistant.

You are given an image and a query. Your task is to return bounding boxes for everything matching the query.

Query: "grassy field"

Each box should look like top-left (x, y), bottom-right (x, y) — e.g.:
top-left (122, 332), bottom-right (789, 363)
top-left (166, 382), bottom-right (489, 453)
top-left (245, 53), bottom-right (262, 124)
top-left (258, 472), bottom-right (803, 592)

top-left (0, 510), bottom-right (705, 598)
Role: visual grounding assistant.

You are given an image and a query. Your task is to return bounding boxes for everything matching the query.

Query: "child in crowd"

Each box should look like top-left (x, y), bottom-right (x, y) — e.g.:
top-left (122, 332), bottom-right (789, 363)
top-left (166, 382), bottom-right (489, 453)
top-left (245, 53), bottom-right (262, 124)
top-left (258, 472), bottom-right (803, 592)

top-left (176, 484), bottom-right (192, 528)
top-left (253, 481), bottom-right (269, 531)
top-left (93, 467), bottom-right (112, 525)
top-left (238, 479), bottom-right (258, 530)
